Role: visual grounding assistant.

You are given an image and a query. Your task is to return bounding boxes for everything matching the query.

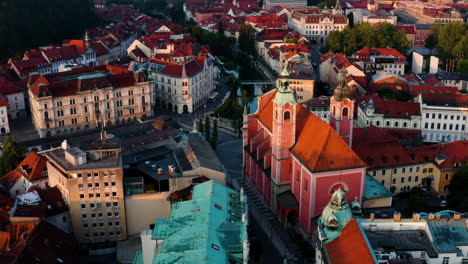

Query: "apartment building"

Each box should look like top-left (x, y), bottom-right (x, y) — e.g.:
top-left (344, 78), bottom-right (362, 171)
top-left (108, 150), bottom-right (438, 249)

top-left (353, 126), bottom-right (438, 194)
top-left (357, 95), bottom-right (421, 130)
top-left (289, 5), bottom-right (347, 45)
top-left (319, 51), bottom-right (366, 89)
top-left (352, 48), bottom-right (406, 76)
top-left (28, 65), bottom-right (153, 138)
top-left (46, 139), bottom-right (127, 244)
top-left (287, 59), bottom-right (316, 103)
top-left (394, 1), bottom-right (463, 24)
top-left (264, 0), bottom-right (307, 11)
top-left (418, 93), bottom-right (468, 143)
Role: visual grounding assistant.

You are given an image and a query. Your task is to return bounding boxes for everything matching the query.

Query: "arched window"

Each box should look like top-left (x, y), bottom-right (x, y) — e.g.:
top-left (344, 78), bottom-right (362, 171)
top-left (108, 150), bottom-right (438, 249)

top-left (342, 107), bottom-right (349, 117)
top-left (284, 111), bottom-right (291, 121)
top-left (44, 111), bottom-right (49, 120)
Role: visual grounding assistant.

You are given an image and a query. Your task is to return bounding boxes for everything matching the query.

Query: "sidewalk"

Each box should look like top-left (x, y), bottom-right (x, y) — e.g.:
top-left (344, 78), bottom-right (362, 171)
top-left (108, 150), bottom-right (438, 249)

top-left (233, 178), bottom-right (304, 264)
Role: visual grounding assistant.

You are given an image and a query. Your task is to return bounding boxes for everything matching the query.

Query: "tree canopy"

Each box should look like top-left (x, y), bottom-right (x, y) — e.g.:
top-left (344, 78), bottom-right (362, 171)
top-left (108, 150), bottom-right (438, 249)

top-left (429, 22), bottom-right (468, 60)
top-left (448, 164), bottom-right (468, 211)
top-left (238, 23), bottom-right (256, 56)
top-left (325, 22), bottom-right (411, 56)
top-left (0, 0), bottom-right (101, 62)
top-left (0, 136), bottom-right (25, 176)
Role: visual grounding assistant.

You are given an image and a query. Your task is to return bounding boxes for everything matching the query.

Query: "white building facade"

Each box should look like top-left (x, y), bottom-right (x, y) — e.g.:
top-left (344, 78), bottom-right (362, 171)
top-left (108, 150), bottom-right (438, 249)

top-left (419, 93), bottom-right (468, 143)
top-left (289, 6), bottom-right (348, 45)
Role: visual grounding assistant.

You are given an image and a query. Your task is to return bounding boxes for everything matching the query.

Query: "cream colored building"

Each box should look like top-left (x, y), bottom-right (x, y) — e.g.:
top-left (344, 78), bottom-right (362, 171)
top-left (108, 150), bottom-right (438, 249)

top-left (46, 140), bottom-right (128, 244)
top-left (28, 65), bottom-right (153, 138)
top-left (289, 5), bottom-right (348, 45)
top-left (368, 162), bottom-right (439, 194)
top-left (357, 95), bottom-right (422, 130)
top-left (394, 1), bottom-right (463, 24)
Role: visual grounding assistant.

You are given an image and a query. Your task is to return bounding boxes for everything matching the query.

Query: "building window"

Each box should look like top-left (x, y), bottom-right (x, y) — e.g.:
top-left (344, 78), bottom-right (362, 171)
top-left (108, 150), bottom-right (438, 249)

top-left (401, 177), bottom-right (405, 183)
top-left (342, 107), bottom-right (349, 117)
top-left (442, 257), bottom-right (450, 264)
top-left (415, 176), bottom-right (419, 182)
top-left (380, 180), bottom-right (385, 185)
top-left (305, 179), bottom-right (308, 190)
top-left (284, 111), bottom-right (291, 121)
top-left (421, 251), bottom-right (426, 258)
top-left (382, 169), bottom-right (386, 176)
top-left (408, 176), bottom-right (412, 182)
top-left (392, 178), bottom-right (396, 184)
top-left (394, 168), bottom-right (397, 174)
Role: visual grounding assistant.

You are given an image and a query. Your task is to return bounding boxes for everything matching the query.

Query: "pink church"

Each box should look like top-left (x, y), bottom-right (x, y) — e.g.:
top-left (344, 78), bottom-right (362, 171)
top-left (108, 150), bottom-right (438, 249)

top-left (242, 69), bottom-right (367, 235)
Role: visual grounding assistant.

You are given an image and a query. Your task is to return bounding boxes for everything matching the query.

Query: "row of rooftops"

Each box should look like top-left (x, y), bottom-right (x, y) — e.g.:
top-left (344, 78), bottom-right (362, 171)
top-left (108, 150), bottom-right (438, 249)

top-left (185, 0), bottom-right (261, 17)
top-left (353, 125), bottom-right (468, 170)
top-left (28, 64), bottom-right (150, 98)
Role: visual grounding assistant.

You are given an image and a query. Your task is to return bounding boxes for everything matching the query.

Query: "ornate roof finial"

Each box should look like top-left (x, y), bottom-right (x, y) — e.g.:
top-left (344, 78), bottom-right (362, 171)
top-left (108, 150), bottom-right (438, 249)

top-left (281, 66), bottom-right (289, 78)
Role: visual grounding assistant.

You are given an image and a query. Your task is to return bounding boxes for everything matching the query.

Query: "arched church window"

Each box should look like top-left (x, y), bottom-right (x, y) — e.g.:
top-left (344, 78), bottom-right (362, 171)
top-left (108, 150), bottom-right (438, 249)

top-left (284, 111), bottom-right (291, 121)
top-left (342, 107), bottom-right (349, 117)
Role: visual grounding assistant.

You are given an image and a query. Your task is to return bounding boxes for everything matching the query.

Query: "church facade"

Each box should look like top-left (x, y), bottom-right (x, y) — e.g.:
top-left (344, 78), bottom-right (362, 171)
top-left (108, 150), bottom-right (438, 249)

top-left (242, 69), bottom-right (367, 235)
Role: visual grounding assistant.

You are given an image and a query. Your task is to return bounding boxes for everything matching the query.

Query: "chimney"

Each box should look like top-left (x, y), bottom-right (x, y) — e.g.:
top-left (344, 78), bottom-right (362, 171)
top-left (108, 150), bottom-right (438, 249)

top-left (168, 165), bottom-right (175, 175)
top-left (157, 168), bottom-right (164, 175)
top-left (429, 213), bottom-right (435, 221)
top-left (413, 213), bottom-right (420, 222)
top-left (370, 213), bottom-right (375, 221)
top-left (393, 212), bottom-right (401, 222)
top-left (436, 214), bottom-right (441, 221)
top-left (453, 214), bottom-right (461, 221)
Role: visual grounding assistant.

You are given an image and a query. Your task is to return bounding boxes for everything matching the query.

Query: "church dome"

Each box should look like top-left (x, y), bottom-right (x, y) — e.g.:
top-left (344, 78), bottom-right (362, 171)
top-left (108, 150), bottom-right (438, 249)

top-left (319, 189), bottom-right (353, 233)
top-left (273, 67), bottom-right (296, 106)
top-left (332, 68), bottom-right (353, 102)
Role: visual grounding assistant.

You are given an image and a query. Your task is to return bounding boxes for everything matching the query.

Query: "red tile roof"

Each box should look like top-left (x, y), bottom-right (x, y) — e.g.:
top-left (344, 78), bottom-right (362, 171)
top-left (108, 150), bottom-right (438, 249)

top-left (0, 76), bottom-right (23, 94)
top-left (354, 48), bottom-right (406, 62)
top-left (359, 95), bottom-right (421, 118)
top-left (396, 25), bottom-right (416, 35)
top-left (17, 152), bottom-right (48, 182)
top-left (255, 90), bottom-right (366, 172)
top-left (29, 65), bottom-right (138, 97)
top-left (324, 219), bottom-right (375, 264)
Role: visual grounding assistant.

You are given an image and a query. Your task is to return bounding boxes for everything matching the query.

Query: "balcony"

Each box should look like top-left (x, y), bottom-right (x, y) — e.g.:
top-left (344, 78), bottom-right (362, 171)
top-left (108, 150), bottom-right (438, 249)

top-left (88, 187), bottom-right (94, 192)
top-left (112, 196), bottom-right (118, 201)
top-left (113, 206), bottom-right (119, 211)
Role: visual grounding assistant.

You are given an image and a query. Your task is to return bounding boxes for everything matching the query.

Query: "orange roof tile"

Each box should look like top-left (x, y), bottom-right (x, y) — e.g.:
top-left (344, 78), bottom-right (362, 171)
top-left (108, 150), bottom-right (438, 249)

top-left (291, 105), bottom-right (366, 172)
top-left (17, 152), bottom-right (48, 182)
top-left (324, 219), bottom-right (375, 264)
top-left (255, 90), bottom-right (366, 172)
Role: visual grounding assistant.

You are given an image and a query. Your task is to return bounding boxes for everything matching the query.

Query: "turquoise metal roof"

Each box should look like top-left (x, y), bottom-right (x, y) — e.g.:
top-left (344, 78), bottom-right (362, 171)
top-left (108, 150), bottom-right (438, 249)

top-left (319, 189), bottom-right (353, 243)
top-left (427, 217), bottom-right (468, 253)
top-left (363, 175), bottom-right (393, 200)
top-left (133, 250), bottom-right (143, 264)
top-left (151, 180), bottom-right (248, 264)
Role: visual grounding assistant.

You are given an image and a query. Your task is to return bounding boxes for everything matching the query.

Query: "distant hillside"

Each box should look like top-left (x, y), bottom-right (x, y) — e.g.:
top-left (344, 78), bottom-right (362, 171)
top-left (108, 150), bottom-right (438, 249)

top-left (0, 0), bottom-right (101, 62)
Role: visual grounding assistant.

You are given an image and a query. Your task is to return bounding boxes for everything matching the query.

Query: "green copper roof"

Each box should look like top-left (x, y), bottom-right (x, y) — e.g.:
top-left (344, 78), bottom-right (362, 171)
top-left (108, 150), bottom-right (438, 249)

top-left (363, 174), bottom-right (393, 200)
top-left (318, 189), bottom-right (353, 243)
top-left (273, 71), bottom-right (296, 106)
top-left (150, 180), bottom-right (248, 264)
top-left (133, 250), bottom-right (143, 264)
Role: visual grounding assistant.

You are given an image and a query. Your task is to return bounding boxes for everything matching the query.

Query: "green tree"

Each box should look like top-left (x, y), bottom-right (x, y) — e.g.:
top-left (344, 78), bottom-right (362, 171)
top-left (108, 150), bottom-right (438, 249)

top-left (448, 164), bottom-right (468, 211)
top-left (0, 136), bottom-right (25, 176)
top-left (238, 23), bottom-right (256, 56)
top-left (217, 21), bottom-right (225, 38)
top-left (198, 119), bottom-right (204, 134)
top-left (376, 87), bottom-right (395, 100)
top-left (0, 0), bottom-right (101, 62)
top-left (456, 59), bottom-right (468, 73)
top-left (435, 22), bottom-right (468, 59)
top-left (204, 116), bottom-right (210, 139)
top-left (324, 22), bottom-right (411, 55)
